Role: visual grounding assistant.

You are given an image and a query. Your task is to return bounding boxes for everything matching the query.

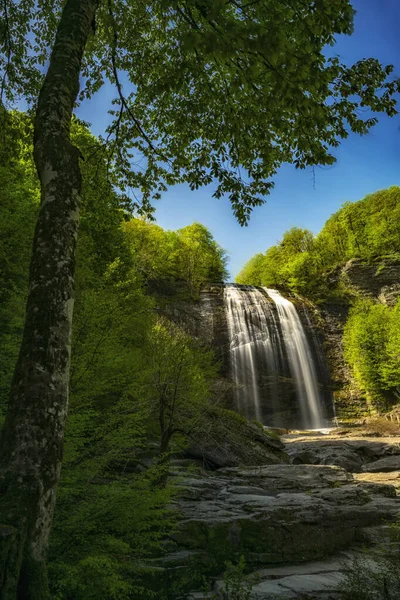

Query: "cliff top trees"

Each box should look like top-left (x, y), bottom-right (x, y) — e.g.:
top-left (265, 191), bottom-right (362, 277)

top-left (236, 186), bottom-right (400, 295)
top-left (123, 219), bottom-right (228, 296)
top-left (1, 0), bottom-right (400, 597)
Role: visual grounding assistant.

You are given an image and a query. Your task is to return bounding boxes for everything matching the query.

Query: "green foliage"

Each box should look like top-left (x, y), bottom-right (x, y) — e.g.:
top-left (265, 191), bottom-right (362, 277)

top-left (236, 187), bottom-right (400, 298)
top-left (0, 111), bottom-right (39, 419)
top-left (123, 219), bottom-right (228, 299)
top-left (3, 0), bottom-right (399, 223)
top-left (205, 556), bottom-right (259, 600)
top-left (343, 299), bottom-right (400, 409)
top-left (0, 111), bottom-right (226, 598)
top-left (50, 460), bottom-right (176, 599)
top-left (141, 317), bottom-right (218, 455)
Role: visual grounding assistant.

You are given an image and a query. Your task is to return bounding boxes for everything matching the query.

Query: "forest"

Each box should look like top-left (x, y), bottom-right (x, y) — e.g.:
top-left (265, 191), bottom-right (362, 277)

top-left (0, 109), bottom-right (229, 598)
top-left (236, 187), bottom-right (400, 296)
top-left (1, 0), bottom-right (400, 599)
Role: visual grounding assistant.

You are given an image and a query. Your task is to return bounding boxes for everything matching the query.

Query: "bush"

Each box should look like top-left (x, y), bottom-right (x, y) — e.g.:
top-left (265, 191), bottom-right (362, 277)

top-left (343, 299), bottom-right (400, 410)
top-left (205, 556), bottom-right (259, 600)
top-left (339, 530), bottom-right (400, 600)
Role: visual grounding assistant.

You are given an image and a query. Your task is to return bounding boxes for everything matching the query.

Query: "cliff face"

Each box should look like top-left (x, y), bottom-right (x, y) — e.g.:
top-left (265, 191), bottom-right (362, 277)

top-left (342, 257), bottom-right (400, 306)
top-left (159, 283), bottom-right (230, 373)
top-left (160, 258), bottom-right (400, 423)
top-left (162, 284), bottom-right (334, 427)
top-left (313, 257), bottom-right (400, 419)
top-left (316, 300), bottom-right (366, 419)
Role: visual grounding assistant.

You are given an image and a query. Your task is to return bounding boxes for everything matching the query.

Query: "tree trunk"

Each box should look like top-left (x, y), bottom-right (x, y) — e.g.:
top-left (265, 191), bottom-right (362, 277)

top-left (0, 0), bottom-right (98, 597)
top-left (156, 429), bottom-right (173, 488)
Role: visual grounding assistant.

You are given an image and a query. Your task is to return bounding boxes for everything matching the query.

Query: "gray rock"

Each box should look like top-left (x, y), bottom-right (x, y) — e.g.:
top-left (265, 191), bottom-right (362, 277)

top-left (195, 550), bottom-right (381, 599)
top-left (185, 415), bottom-right (288, 469)
top-left (171, 464), bottom-right (399, 572)
top-left (363, 455), bottom-right (400, 473)
top-left (284, 438), bottom-right (400, 472)
top-left (250, 571), bottom-right (344, 599)
top-left (342, 257), bottom-right (400, 306)
top-left (354, 470), bottom-right (400, 490)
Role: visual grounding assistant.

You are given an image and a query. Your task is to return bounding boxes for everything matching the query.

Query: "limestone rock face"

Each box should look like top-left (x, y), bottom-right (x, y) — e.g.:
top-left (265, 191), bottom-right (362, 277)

top-left (317, 300), bottom-right (364, 418)
top-left (342, 257), bottom-right (400, 306)
top-left (159, 283), bottom-right (230, 374)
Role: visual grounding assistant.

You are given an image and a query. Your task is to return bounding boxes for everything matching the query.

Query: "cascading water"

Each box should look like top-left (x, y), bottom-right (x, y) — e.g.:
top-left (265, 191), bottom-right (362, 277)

top-left (264, 288), bottom-right (324, 429)
top-left (224, 285), bottom-right (284, 422)
top-left (224, 284), bottom-right (329, 429)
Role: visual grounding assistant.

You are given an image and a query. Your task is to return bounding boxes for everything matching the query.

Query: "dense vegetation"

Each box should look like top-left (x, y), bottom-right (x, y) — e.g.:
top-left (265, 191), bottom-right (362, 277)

top-left (0, 111), bottom-right (226, 598)
top-left (236, 187), bottom-right (400, 297)
top-left (343, 300), bottom-right (400, 410)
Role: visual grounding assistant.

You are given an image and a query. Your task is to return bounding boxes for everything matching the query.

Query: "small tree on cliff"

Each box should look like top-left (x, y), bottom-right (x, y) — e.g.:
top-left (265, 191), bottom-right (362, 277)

top-left (144, 318), bottom-right (216, 460)
top-left (0, 0), bottom-right (399, 596)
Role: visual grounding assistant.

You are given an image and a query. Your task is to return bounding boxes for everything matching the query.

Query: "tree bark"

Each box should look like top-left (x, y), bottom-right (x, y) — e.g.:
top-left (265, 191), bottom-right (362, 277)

top-left (0, 0), bottom-right (98, 597)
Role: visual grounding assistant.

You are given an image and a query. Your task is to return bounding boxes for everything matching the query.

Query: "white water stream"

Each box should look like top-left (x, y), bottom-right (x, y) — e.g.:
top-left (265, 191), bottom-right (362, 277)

top-left (264, 288), bottom-right (324, 429)
top-left (224, 284), bottom-right (326, 428)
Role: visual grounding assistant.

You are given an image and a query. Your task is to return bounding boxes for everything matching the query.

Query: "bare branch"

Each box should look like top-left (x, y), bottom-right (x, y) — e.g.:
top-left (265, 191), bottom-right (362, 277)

top-left (107, 0), bottom-right (167, 161)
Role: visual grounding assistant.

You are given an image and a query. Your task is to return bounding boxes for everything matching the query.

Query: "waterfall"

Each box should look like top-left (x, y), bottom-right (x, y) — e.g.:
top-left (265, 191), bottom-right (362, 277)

top-left (224, 284), bottom-right (328, 429)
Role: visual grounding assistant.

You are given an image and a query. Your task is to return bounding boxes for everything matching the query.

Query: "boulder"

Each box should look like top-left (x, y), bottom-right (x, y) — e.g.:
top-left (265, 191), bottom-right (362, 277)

top-left (284, 437), bottom-right (400, 472)
top-left (363, 455), bottom-right (400, 473)
top-left (184, 409), bottom-right (288, 469)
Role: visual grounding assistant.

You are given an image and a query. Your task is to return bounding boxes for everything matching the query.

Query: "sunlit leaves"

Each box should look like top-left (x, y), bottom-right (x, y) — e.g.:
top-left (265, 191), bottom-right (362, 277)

top-left (343, 299), bottom-right (400, 407)
top-left (123, 218), bottom-right (228, 296)
top-left (236, 186), bottom-right (400, 298)
top-left (3, 0), bottom-right (399, 224)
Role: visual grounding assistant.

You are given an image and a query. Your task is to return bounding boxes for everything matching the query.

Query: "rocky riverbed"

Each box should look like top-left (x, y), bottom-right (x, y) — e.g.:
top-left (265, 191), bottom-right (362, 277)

top-left (164, 426), bottom-right (400, 599)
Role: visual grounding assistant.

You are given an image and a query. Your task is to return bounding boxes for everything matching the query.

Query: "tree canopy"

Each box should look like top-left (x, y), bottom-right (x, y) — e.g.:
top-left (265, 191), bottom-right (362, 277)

top-left (2, 0), bottom-right (399, 224)
top-left (123, 219), bottom-right (228, 298)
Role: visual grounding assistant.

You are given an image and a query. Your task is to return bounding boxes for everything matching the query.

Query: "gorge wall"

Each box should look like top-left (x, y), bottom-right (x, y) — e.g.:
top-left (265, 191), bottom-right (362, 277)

top-left (164, 283), bottom-right (334, 429)
top-left (309, 257), bottom-right (400, 419)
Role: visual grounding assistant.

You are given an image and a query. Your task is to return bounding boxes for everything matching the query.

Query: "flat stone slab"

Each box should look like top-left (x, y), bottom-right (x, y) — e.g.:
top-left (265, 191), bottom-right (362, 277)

top-left (363, 455), bottom-right (400, 473)
top-left (283, 435), bottom-right (400, 473)
top-left (250, 571), bottom-right (344, 599)
top-left (355, 471), bottom-right (400, 489)
top-left (194, 551), bottom-right (380, 599)
top-left (172, 463), bottom-right (399, 569)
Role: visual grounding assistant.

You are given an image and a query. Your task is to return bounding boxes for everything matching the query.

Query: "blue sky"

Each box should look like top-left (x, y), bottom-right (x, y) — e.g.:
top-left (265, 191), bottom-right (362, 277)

top-left (77, 0), bottom-right (400, 280)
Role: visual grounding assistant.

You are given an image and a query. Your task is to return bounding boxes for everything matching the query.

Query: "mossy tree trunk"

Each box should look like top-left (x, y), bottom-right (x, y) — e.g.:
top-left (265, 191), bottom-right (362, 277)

top-left (0, 0), bottom-right (98, 597)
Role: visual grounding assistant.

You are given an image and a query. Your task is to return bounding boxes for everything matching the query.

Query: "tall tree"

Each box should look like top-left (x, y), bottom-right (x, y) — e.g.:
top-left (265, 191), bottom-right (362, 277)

top-left (0, 1), bottom-right (99, 597)
top-left (1, 0), bottom-right (399, 596)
